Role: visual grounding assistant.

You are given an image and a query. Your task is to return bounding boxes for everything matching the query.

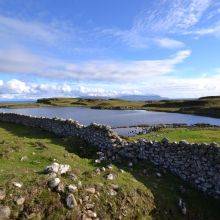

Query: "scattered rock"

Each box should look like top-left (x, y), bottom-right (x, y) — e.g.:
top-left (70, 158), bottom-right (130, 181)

top-left (85, 203), bottom-right (95, 210)
top-left (101, 167), bottom-right (106, 172)
top-left (78, 181), bottom-right (82, 188)
top-left (59, 164), bottom-right (71, 174)
top-left (120, 169), bottom-right (125, 173)
top-left (0, 188), bottom-right (6, 200)
top-left (0, 205), bottom-right (11, 219)
top-left (56, 182), bottom-right (65, 193)
top-left (95, 159), bottom-right (101, 164)
top-left (85, 187), bottom-right (96, 194)
top-left (48, 178), bottom-right (60, 189)
top-left (14, 196), bottom-right (25, 205)
top-left (45, 162), bottom-right (59, 174)
top-left (95, 168), bottom-right (101, 174)
top-left (86, 210), bottom-right (97, 218)
top-left (107, 164), bottom-right (113, 170)
top-left (68, 173), bottom-right (78, 181)
top-left (107, 173), bottom-right (114, 180)
top-left (66, 194), bottom-right (77, 209)
top-left (67, 184), bottom-right (78, 193)
top-left (20, 156), bottom-right (28, 161)
top-left (178, 198), bottom-right (187, 215)
top-left (12, 182), bottom-right (23, 188)
top-left (109, 189), bottom-right (117, 196)
top-left (156, 172), bottom-right (162, 178)
top-left (128, 162), bottom-right (133, 167)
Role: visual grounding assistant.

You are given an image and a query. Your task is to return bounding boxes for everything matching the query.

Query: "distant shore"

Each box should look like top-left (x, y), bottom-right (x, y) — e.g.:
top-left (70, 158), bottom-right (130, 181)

top-left (0, 96), bottom-right (220, 118)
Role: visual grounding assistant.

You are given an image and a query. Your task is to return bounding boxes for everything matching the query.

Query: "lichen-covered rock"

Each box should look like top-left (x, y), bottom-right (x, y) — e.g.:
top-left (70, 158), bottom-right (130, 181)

top-left (66, 194), bottom-right (77, 209)
top-left (59, 164), bottom-right (71, 174)
top-left (67, 184), bottom-right (78, 193)
top-left (48, 178), bottom-right (60, 189)
top-left (45, 162), bottom-right (60, 174)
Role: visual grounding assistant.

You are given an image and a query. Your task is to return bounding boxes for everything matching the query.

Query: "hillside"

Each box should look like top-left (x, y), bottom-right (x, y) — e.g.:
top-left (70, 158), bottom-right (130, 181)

top-left (0, 121), bottom-right (220, 219)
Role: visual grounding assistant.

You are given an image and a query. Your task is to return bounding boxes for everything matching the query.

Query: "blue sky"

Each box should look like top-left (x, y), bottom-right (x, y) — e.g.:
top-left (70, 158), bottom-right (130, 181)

top-left (0, 0), bottom-right (220, 99)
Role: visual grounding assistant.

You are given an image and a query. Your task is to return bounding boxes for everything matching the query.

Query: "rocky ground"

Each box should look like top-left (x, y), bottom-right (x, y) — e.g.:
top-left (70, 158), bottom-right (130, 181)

top-left (0, 121), bottom-right (220, 219)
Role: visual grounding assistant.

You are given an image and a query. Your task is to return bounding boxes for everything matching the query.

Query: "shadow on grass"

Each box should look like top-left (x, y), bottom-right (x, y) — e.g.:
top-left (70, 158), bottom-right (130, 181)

top-left (0, 121), bottom-right (220, 220)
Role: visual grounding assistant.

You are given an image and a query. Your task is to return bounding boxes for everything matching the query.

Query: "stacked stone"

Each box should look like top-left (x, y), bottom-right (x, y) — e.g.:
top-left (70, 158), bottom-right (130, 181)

top-left (0, 112), bottom-right (219, 198)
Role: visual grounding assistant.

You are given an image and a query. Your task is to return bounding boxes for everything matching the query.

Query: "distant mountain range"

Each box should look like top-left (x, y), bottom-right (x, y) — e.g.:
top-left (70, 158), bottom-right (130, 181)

top-left (116, 95), bottom-right (166, 101)
top-left (80, 94), bottom-right (166, 101)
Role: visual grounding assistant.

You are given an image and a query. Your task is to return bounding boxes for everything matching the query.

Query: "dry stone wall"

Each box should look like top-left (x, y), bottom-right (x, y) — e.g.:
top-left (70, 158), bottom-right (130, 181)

top-left (0, 112), bottom-right (219, 198)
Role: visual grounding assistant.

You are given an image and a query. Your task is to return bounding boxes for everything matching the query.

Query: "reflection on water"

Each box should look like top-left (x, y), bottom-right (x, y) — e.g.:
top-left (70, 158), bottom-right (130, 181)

top-left (1, 107), bottom-right (220, 128)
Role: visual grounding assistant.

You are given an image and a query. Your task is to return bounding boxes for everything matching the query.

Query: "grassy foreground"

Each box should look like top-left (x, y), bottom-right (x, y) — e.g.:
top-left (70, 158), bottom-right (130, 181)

top-left (0, 122), bottom-right (220, 219)
top-left (129, 127), bottom-right (220, 144)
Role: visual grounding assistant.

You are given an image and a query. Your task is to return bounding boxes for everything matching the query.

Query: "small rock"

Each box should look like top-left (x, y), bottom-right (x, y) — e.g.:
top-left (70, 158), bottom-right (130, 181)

top-left (66, 194), bottom-right (77, 209)
top-left (77, 181), bottom-right (82, 187)
top-left (95, 159), bottom-right (101, 164)
top-left (107, 173), bottom-right (114, 180)
top-left (156, 172), bottom-right (162, 177)
top-left (68, 173), bottom-right (77, 181)
top-left (128, 162), bottom-right (133, 167)
top-left (107, 164), bottom-right (113, 170)
top-left (45, 162), bottom-right (59, 174)
top-left (67, 184), bottom-right (78, 193)
top-left (120, 169), bottom-right (125, 173)
top-left (178, 198), bottom-right (187, 215)
top-left (0, 188), bottom-right (6, 200)
top-left (14, 196), bottom-right (25, 205)
top-left (20, 156), bottom-right (28, 161)
top-left (101, 167), bottom-right (106, 171)
top-left (59, 164), bottom-right (71, 174)
top-left (48, 178), bottom-right (60, 189)
top-left (109, 189), bottom-right (117, 196)
top-left (12, 182), bottom-right (23, 188)
top-left (86, 210), bottom-right (97, 218)
top-left (85, 187), bottom-right (96, 194)
top-left (85, 203), bottom-right (95, 210)
top-left (95, 168), bottom-right (101, 174)
top-left (56, 183), bottom-right (65, 193)
top-left (0, 205), bottom-right (11, 218)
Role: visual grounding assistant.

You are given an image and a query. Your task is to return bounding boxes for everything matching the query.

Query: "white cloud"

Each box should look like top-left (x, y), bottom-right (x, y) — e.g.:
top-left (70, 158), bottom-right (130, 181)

top-left (136, 0), bottom-right (212, 33)
top-left (0, 73), bottom-right (220, 99)
top-left (185, 23), bottom-right (220, 37)
top-left (155, 38), bottom-right (185, 49)
top-left (0, 47), bottom-right (191, 82)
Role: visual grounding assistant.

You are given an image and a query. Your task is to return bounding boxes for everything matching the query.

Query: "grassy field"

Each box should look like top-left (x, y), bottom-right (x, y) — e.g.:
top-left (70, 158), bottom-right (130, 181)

top-left (1, 96), bottom-right (220, 118)
top-left (128, 127), bottom-right (220, 144)
top-left (0, 122), bottom-right (220, 219)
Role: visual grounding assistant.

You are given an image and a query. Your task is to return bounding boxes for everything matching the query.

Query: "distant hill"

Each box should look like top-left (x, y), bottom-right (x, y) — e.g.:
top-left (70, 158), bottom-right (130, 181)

top-left (117, 94), bottom-right (165, 101)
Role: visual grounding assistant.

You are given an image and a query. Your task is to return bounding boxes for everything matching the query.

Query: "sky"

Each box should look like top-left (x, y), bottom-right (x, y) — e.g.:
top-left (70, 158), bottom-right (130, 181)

top-left (0, 0), bottom-right (220, 100)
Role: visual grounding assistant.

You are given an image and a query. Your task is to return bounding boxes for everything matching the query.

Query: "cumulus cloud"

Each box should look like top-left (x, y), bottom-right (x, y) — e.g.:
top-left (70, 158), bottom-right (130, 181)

top-left (0, 47), bottom-right (191, 81)
top-left (0, 72), bottom-right (220, 100)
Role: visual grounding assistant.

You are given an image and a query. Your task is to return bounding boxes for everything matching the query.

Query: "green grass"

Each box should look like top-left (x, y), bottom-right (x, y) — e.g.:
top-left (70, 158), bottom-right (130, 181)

top-left (0, 122), bottom-right (220, 219)
top-left (128, 127), bottom-right (220, 144)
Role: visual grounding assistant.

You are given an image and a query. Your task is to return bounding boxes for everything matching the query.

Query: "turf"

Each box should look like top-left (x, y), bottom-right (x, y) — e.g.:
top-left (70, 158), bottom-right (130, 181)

top-left (128, 127), bottom-right (220, 144)
top-left (0, 122), bottom-right (220, 219)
